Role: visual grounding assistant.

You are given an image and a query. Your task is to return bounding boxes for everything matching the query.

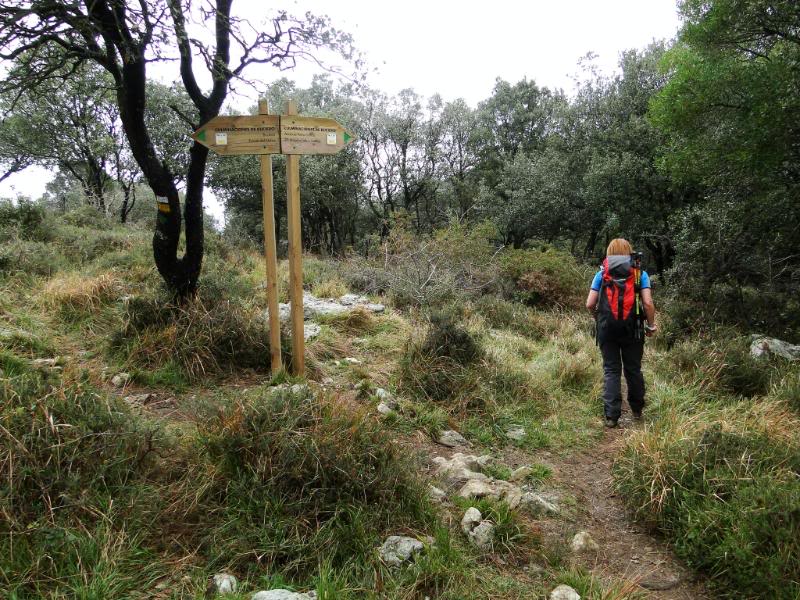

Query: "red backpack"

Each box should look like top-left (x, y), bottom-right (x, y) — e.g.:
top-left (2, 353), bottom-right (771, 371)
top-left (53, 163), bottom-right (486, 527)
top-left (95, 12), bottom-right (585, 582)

top-left (596, 255), bottom-right (644, 342)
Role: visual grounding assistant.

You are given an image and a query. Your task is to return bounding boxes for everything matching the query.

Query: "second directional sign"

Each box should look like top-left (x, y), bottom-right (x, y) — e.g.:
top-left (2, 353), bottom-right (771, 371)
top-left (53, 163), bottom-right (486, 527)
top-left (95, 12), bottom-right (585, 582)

top-left (281, 116), bottom-right (354, 155)
top-left (193, 115), bottom-right (354, 156)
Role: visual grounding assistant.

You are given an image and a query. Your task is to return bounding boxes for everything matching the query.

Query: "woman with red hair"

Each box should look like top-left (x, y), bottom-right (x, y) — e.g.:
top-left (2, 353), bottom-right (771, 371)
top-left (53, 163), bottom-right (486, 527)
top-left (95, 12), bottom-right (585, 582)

top-left (585, 238), bottom-right (657, 427)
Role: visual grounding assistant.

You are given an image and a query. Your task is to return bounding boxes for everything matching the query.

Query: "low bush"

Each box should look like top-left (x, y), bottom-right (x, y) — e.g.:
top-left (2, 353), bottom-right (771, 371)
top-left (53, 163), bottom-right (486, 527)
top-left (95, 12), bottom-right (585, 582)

top-left (614, 407), bottom-right (800, 599)
top-left (0, 200), bottom-right (54, 242)
top-left (0, 360), bottom-right (168, 599)
top-left (340, 219), bottom-right (500, 310)
top-left (0, 361), bottom-right (439, 597)
top-left (199, 385), bottom-right (435, 577)
top-left (113, 294), bottom-right (270, 379)
top-left (474, 295), bottom-right (547, 339)
top-left (400, 308), bottom-right (484, 406)
top-left (664, 331), bottom-right (775, 398)
top-left (0, 239), bottom-right (66, 276)
top-left (499, 247), bottom-right (590, 309)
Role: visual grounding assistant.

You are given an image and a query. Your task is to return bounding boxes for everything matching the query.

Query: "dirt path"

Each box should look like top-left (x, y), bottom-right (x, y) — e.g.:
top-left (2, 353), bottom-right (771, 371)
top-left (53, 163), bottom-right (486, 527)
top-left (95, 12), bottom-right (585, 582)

top-left (550, 409), bottom-right (709, 599)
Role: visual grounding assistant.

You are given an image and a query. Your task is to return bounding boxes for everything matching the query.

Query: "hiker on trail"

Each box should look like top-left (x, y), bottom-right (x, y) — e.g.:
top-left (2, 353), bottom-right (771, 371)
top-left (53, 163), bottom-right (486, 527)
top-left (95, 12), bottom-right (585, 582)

top-left (585, 238), bottom-right (656, 428)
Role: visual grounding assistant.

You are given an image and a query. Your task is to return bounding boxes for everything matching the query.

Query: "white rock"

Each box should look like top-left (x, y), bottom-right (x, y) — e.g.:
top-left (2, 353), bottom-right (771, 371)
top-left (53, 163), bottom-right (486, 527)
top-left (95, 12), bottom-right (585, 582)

top-left (458, 478), bottom-right (523, 509)
top-left (506, 425), bottom-right (526, 441)
top-left (428, 485), bottom-right (447, 502)
top-left (111, 373), bottom-right (130, 388)
top-left (461, 507), bottom-right (483, 534)
top-left (321, 377), bottom-right (334, 385)
top-left (550, 584), bottom-right (581, 600)
top-left (470, 520), bottom-right (495, 549)
top-left (750, 335), bottom-right (800, 360)
top-left (377, 402), bottom-right (394, 415)
top-left (378, 535), bottom-right (425, 567)
top-left (343, 357), bottom-right (362, 365)
top-left (432, 453), bottom-right (491, 486)
top-left (375, 387), bottom-right (393, 401)
top-left (31, 358), bottom-right (58, 368)
top-left (251, 591), bottom-right (317, 600)
top-left (510, 465), bottom-right (533, 481)
top-left (124, 393), bottom-right (153, 405)
top-left (571, 531), bottom-right (599, 554)
top-left (520, 492), bottom-right (560, 516)
top-left (289, 383), bottom-right (310, 396)
top-left (437, 429), bottom-right (469, 448)
top-left (212, 572), bottom-right (238, 594)
top-left (304, 322), bottom-right (321, 340)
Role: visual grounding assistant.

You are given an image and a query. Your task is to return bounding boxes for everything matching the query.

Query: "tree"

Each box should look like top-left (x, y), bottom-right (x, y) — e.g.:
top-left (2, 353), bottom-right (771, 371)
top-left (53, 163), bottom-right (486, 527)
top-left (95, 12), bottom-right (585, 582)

top-left (0, 61), bottom-right (130, 215)
top-left (0, 1), bottom-right (353, 295)
top-left (649, 0), bottom-right (800, 336)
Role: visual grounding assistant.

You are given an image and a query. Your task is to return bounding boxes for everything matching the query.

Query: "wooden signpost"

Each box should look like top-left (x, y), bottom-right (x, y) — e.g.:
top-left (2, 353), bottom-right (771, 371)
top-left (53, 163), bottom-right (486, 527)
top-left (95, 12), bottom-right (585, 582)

top-left (193, 100), bottom-right (354, 376)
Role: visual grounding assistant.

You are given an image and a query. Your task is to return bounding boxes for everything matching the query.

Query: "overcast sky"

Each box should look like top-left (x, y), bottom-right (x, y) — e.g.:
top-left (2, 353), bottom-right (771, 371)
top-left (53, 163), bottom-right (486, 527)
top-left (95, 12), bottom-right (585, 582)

top-left (0, 0), bottom-right (683, 214)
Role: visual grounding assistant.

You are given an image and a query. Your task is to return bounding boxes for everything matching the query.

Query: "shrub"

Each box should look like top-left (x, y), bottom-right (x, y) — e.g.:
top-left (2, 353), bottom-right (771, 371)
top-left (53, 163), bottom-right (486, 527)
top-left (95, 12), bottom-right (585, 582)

top-left (474, 295), bottom-right (547, 339)
top-left (400, 313), bottom-right (482, 405)
top-left (0, 361), bottom-right (166, 599)
top-left (200, 385), bottom-right (434, 576)
top-left (340, 219), bottom-right (501, 310)
top-left (665, 331), bottom-right (774, 398)
top-left (0, 200), bottom-right (53, 242)
top-left (0, 239), bottom-right (66, 276)
top-left (614, 410), bottom-right (800, 599)
top-left (113, 295), bottom-right (270, 379)
top-left (499, 247), bottom-right (589, 309)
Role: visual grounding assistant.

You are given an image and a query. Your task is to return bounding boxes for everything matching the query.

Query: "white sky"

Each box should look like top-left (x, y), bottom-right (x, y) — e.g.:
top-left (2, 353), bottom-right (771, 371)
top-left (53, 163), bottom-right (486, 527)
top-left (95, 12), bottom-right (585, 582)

top-left (0, 0), bottom-right (682, 218)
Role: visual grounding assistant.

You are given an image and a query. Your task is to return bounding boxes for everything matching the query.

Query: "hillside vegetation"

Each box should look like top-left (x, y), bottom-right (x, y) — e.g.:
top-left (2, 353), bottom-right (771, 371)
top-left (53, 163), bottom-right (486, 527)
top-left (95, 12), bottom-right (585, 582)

top-left (1, 205), bottom-right (799, 599)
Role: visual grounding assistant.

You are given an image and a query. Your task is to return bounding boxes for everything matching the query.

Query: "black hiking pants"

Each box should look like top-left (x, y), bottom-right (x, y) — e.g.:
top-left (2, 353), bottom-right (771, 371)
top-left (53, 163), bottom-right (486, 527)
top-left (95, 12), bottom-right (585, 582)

top-left (600, 336), bottom-right (644, 420)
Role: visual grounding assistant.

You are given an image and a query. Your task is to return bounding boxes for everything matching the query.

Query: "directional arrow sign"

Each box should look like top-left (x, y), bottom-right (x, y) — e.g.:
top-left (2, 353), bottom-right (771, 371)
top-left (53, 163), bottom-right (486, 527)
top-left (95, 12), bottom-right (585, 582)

top-left (280, 115), bottom-right (355, 155)
top-left (192, 114), bottom-right (280, 155)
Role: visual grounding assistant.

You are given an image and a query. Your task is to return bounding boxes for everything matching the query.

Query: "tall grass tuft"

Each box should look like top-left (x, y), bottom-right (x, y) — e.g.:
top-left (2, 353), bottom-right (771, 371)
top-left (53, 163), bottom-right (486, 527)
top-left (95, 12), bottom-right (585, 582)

top-left (614, 401), bottom-right (800, 598)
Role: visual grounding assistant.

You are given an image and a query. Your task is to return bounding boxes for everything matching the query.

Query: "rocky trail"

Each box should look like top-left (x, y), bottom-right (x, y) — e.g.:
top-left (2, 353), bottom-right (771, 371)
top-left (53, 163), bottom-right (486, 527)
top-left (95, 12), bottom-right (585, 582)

top-left (420, 404), bottom-right (710, 598)
top-left (550, 409), bottom-right (709, 599)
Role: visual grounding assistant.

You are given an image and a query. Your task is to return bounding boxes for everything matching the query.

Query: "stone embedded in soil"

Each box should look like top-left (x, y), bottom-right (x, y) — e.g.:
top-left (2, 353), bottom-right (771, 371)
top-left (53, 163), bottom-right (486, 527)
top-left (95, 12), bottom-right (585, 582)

top-left (750, 334), bottom-right (800, 360)
top-left (437, 429), bottom-right (469, 448)
top-left (509, 465), bottom-right (533, 481)
top-left (639, 573), bottom-right (682, 591)
top-left (303, 322), bottom-right (321, 340)
top-left (458, 478), bottom-right (522, 509)
top-left (505, 425), bottom-right (526, 441)
top-left (211, 572), bottom-right (238, 594)
top-left (432, 453), bottom-right (492, 486)
top-left (111, 373), bottom-right (130, 388)
top-left (549, 584), bottom-right (581, 600)
top-left (461, 507), bottom-right (482, 533)
top-left (376, 402), bottom-right (394, 415)
top-left (123, 393), bottom-right (154, 405)
top-left (31, 358), bottom-right (59, 368)
top-left (378, 535), bottom-right (425, 567)
top-left (470, 520), bottom-right (495, 549)
top-left (520, 491), bottom-right (559, 516)
top-left (275, 292), bottom-right (384, 323)
top-left (375, 387), bottom-right (393, 401)
top-left (460, 507), bottom-right (494, 549)
top-left (428, 485), bottom-right (447, 502)
top-left (571, 530), bottom-right (599, 554)
top-left (251, 591), bottom-right (317, 600)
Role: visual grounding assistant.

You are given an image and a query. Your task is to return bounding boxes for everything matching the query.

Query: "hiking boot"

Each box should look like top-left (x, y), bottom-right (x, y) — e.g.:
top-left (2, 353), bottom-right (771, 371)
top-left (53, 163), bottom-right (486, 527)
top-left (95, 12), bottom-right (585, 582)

top-left (632, 410), bottom-right (643, 420)
top-left (604, 418), bottom-right (618, 428)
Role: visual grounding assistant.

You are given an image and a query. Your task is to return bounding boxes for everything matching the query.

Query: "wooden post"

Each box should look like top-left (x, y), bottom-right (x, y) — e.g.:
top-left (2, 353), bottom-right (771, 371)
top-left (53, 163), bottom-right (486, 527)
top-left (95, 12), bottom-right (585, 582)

top-left (285, 100), bottom-right (305, 376)
top-left (259, 99), bottom-right (282, 375)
